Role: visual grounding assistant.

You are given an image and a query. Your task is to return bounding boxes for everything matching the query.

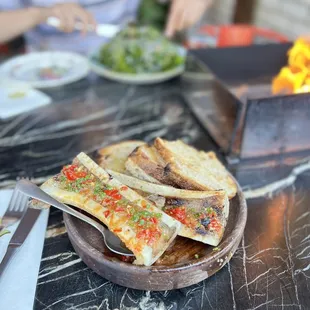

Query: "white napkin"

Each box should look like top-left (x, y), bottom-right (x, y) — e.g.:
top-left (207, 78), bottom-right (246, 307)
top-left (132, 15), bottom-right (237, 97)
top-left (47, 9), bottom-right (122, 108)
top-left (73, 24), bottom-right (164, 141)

top-left (0, 189), bottom-right (49, 310)
top-left (0, 80), bottom-right (51, 119)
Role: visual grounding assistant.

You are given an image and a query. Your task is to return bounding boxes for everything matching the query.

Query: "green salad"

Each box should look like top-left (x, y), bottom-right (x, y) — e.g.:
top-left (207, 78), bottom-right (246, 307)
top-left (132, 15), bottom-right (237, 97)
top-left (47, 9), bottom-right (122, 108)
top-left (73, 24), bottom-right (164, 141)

top-left (98, 26), bottom-right (185, 74)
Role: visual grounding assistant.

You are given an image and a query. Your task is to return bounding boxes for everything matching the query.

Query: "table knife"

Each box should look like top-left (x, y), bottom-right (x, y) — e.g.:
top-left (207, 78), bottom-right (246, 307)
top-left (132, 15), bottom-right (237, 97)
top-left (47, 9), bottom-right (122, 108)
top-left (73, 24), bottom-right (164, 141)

top-left (0, 208), bottom-right (41, 277)
top-left (47, 17), bottom-right (120, 38)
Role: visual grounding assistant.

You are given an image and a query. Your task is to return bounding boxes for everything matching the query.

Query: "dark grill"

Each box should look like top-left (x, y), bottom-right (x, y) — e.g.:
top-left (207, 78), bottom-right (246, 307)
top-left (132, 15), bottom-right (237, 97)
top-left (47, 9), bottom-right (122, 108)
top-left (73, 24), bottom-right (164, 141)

top-left (188, 43), bottom-right (310, 162)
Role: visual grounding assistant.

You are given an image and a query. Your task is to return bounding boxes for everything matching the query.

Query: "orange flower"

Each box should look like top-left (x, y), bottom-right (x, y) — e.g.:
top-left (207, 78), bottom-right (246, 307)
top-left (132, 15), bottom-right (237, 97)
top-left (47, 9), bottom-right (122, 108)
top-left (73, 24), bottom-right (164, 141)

top-left (272, 37), bottom-right (310, 94)
top-left (272, 66), bottom-right (307, 94)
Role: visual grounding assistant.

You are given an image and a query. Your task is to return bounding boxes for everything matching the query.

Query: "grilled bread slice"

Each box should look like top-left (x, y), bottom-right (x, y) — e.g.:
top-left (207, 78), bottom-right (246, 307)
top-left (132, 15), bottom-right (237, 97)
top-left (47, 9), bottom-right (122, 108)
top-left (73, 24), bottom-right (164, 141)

top-left (98, 142), bottom-right (167, 206)
top-left (41, 152), bottom-right (181, 266)
top-left (98, 140), bottom-right (144, 173)
top-left (107, 170), bottom-right (229, 246)
top-left (126, 144), bottom-right (173, 185)
top-left (153, 138), bottom-right (237, 198)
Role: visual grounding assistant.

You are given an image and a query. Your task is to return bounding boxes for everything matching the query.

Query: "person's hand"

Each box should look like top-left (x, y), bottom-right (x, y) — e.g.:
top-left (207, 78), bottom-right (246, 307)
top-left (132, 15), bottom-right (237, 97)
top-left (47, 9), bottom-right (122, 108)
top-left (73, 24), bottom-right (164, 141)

top-left (165, 0), bottom-right (213, 38)
top-left (40, 3), bottom-right (96, 33)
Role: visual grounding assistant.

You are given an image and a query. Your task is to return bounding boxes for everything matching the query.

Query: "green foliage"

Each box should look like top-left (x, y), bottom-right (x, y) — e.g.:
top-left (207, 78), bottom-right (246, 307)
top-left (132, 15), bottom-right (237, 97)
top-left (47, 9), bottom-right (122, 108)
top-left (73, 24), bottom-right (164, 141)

top-left (137, 0), bottom-right (169, 31)
top-left (98, 26), bottom-right (185, 74)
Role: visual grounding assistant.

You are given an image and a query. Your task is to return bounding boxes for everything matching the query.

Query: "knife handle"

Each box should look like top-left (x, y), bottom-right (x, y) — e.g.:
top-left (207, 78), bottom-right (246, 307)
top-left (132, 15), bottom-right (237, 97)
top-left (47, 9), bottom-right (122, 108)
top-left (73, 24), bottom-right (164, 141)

top-left (0, 246), bottom-right (18, 278)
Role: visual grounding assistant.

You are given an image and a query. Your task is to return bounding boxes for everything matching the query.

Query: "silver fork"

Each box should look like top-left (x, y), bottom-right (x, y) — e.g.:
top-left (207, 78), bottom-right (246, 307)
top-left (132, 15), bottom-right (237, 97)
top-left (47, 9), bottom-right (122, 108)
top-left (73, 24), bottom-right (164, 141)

top-left (17, 180), bottom-right (134, 256)
top-left (0, 187), bottom-right (29, 231)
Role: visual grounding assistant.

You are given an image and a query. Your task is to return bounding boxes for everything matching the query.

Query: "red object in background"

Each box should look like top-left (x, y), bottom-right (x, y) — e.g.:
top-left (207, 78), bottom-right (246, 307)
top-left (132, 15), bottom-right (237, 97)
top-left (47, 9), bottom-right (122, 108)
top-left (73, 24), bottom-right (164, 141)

top-left (0, 36), bottom-right (26, 55)
top-left (0, 44), bottom-right (9, 54)
top-left (185, 24), bottom-right (288, 49)
top-left (217, 25), bottom-right (254, 47)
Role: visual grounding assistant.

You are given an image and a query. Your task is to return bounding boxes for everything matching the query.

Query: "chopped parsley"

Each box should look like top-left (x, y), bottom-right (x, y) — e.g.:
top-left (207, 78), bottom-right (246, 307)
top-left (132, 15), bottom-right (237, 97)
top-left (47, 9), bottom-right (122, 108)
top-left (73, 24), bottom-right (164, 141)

top-left (129, 208), bottom-right (162, 228)
top-left (59, 175), bottom-right (67, 183)
top-left (65, 182), bottom-right (79, 192)
top-left (132, 214), bottom-right (140, 222)
top-left (60, 172), bottom-right (92, 193)
top-left (194, 212), bottom-right (201, 219)
top-left (206, 208), bottom-right (213, 215)
top-left (0, 229), bottom-right (10, 237)
top-left (93, 182), bottom-right (106, 199)
top-left (154, 212), bottom-right (162, 219)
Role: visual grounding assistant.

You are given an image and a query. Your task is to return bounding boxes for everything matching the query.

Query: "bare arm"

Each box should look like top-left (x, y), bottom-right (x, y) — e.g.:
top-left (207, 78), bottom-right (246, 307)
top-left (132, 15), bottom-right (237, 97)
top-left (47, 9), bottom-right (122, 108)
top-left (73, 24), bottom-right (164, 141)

top-left (165, 0), bottom-right (213, 38)
top-left (0, 8), bottom-right (45, 43)
top-left (0, 3), bottom-right (96, 44)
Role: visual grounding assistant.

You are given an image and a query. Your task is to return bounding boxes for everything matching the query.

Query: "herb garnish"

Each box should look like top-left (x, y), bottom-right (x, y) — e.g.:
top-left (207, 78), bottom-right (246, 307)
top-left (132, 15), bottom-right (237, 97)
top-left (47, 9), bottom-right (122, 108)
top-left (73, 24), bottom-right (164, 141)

top-left (0, 229), bottom-right (10, 237)
top-left (93, 182), bottom-right (106, 199)
top-left (0, 218), bottom-right (10, 238)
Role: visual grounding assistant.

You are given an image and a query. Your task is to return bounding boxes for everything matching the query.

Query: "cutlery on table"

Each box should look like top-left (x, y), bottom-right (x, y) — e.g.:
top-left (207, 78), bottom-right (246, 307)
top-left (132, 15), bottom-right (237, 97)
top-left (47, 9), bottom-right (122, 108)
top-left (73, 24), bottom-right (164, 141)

top-left (0, 206), bottom-right (41, 277)
top-left (0, 188), bottom-right (29, 231)
top-left (17, 180), bottom-right (134, 257)
top-left (47, 17), bottom-right (120, 38)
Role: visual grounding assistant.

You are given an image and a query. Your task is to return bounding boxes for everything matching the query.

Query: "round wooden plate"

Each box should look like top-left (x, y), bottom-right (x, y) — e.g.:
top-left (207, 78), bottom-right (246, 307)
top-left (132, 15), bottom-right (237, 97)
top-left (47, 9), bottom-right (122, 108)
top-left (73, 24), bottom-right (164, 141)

top-left (64, 184), bottom-right (247, 291)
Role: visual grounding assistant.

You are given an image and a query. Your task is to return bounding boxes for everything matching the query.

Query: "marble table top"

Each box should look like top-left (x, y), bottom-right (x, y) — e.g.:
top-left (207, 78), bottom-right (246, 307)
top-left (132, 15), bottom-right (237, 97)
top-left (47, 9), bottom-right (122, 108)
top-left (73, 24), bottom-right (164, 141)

top-left (0, 57), bottom-right (309, 310)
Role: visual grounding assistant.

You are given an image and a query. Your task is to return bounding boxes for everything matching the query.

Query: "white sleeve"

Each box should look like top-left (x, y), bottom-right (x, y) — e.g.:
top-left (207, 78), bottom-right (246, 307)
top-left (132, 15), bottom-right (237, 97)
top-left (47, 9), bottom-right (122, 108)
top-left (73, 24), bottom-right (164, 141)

top-left (0, 0), bottom-right (24, 10)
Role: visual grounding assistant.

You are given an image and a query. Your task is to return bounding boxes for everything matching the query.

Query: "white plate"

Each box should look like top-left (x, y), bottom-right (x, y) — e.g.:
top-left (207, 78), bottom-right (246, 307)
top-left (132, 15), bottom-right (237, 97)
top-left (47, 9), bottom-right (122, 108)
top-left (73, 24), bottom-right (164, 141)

top-left (0, 52), bottom-right (89, 89)
top-left (0, 79), bottom-right (51, 119)
top-left (0, 190), bottom-right (49, 310)
top-left (88, 46), bottom-right (187, 85)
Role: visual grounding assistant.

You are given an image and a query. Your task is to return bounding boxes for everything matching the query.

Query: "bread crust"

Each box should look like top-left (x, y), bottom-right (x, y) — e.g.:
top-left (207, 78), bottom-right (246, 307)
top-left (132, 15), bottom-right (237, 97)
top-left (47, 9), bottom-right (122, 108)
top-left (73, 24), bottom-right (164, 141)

top-left (126, 144), bottom-right (177, 186)
top-left (98, 140), bottom-right (144, 173)
top-left (97, 138), bottom-right (237, 199)
top-left (153, 138), bottom-right (237, 198)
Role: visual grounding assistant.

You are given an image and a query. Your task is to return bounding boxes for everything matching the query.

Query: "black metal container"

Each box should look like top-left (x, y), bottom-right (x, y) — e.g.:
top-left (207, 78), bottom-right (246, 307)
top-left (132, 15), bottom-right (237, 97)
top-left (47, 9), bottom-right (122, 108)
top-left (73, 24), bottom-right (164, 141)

top-left (187, 43), bottom-right (310, 162)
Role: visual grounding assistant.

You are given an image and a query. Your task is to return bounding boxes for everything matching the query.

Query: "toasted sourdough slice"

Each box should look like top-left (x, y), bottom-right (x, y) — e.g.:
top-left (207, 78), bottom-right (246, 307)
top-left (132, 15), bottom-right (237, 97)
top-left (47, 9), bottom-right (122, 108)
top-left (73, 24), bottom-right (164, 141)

top-left (126, 144), bottom-right (175, 185)
top-left (153, 138), bottom-right (237, 199)
top-left (98, 140), bottom-right (145, 173)
top-left (108, 170), bottom-right (229, 246)
top-left (41, 152), bottom-right (181, 266)
top-left (98, 141), bottom-right (165, 204)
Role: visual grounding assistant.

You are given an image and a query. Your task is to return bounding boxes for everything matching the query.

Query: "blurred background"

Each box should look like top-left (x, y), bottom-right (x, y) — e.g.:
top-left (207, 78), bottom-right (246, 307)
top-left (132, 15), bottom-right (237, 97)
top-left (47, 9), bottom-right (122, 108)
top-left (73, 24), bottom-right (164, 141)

top-left (205, 0), bottom-right (308, 39)
top-left (2, 0), bottom-right (308, 55)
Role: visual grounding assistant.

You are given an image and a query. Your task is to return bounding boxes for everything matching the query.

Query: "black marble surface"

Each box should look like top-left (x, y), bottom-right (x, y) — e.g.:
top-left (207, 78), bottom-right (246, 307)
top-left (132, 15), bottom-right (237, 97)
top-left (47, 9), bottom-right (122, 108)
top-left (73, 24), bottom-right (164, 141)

top-left (0, 57), bottom-right (310, 310)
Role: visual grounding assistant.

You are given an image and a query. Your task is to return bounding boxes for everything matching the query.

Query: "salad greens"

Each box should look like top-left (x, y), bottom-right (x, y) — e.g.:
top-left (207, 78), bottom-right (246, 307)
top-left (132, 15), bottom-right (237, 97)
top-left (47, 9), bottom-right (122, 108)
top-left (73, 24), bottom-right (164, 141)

top-left (0, 217), bottom-right (10, 238)
top-left (98, 26), bottom-right (185, 74)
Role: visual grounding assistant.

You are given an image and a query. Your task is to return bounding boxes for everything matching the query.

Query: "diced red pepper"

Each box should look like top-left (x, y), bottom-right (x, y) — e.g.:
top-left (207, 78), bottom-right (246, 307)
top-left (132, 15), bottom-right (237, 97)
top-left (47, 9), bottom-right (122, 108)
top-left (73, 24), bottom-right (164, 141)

top-left (75, 171), bottom-right (87, 178)
top-left (113, 228), bottom-right (122, 233)
top-left (136, 229), bottom-right (146, 239)
top-left (105, 189), bottom-right (122, 200)
top-left (120, 186), bottom-right (128, 191)
top-left (136, 227), bottom-right (161, 245)
top-left (114, 194), bottom-right (122, 200)
top-left (62, 165), bottom-right (77, 181)
top-left (167, 207), bottom-right (187, 224)
top-left (105, 189), bottom-right (118, 196)
top-left (209, 219), bottom-right (221, 231)
top-left (104, 210), bottom-right (110, 218)
top-left (62, 165), bottom-right (86, 181)
top-left (141, 201), bottom-right (147, 208)
top-left (103, 198), bottom-right (113, 204)
top-left (149, 217), bottom-right (158, 224)
top-left (115, 206), bottom-right (125, 212)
